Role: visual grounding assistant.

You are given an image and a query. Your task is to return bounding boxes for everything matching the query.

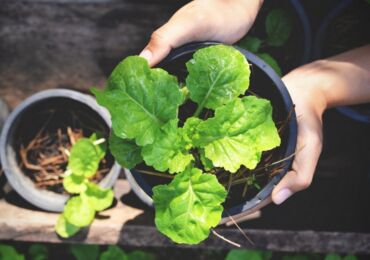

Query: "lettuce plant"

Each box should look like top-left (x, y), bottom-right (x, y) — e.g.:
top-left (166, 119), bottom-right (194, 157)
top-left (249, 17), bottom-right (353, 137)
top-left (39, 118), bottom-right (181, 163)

top-left (55, 134), bottom-right (114, 238)
top-left (238, 8), bottom-right (293, 75)
top-left (93, 45), bottom-right (281, 244)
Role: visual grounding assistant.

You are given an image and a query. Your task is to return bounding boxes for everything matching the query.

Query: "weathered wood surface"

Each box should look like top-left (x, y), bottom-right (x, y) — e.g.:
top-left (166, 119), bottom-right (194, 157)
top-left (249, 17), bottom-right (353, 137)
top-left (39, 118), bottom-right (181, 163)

top-left (0, 180), bottom-right (370, 254)
top-left (0, 0), bottom-right (187, 109)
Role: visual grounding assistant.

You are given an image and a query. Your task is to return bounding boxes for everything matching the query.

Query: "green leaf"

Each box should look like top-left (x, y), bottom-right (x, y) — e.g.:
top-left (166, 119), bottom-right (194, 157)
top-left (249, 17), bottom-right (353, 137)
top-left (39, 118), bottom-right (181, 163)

top-left (70, 244), bottom-right (100, 260)
top-left (186, 45), bottom-right (251, 112)
top-left (324, 254), bottom-right (342, 260)
top-left (195, 96), bottom-right (281, 172)
top-left (182, 117), bottom-right (202, 147)
top-left (199, 148), bottom-right (213, 170)
top-left (82, 182), bottom-right (114, 211)
top-left (64, 196), bottom-right (95, 227)
top-left (128, 251), bottom-right (156, 260)
top-left (153, 168), bottom-right (227, 244)
top-left (0, 245), bottom-right (24, 260)
top-left (90, 132), bottom-right (107, 160)
top-left (237, 36), bottom-right (262, 53)
top-left (265, 8), bottom-right (292, 47)
top-left (68, 138), bottom-right (100, 178)
top-left (63, 173), bottom-right (87, 194)
top-left (343, 255), bottom-right (358, 260)
top-left (226, 249), bottom-right (272, 260)
top-left (99, 246), bottom-right (127, 260)
top-left (141, 120), bottom-right (194, 174)
top-left (55, 214), bottom-right (80, 238)
top-left (257, 53), bottom-right (282, 76)
top-left (92, 56), bottom-right (183, 146)
top-left (27, 244), bottom-right (48, 260)
top-left (109, 133), bottom-right (142, 169)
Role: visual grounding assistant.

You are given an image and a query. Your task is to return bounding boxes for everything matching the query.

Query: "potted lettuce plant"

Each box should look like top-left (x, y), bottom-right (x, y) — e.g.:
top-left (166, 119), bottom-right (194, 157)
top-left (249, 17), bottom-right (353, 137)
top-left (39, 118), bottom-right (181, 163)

top-left (93, 43), bottom-right (296, 244)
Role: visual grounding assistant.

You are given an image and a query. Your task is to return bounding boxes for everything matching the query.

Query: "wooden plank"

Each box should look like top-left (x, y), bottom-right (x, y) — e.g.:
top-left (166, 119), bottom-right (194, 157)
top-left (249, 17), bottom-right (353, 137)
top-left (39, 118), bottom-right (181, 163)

top-left (1, 180), bottom-right (370, 254)
top-left (0, 0), bottom-right (186, 109)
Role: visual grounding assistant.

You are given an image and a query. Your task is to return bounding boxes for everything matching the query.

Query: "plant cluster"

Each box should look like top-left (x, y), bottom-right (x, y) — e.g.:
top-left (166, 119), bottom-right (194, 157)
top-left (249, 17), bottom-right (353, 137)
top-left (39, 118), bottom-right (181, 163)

top-left (238, 8), bottom-right (293, 75)
top-left (0, 243), bottom-right (155, 260)
top-left (93, 44), bottom-right (281, 244)
top-left (55, 134), bottom-right (114, 238)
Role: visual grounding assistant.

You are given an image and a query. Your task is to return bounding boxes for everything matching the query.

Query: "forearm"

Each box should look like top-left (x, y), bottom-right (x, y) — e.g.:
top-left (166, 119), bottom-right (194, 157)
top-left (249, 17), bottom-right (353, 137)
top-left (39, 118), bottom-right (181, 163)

top-left (286, 45), bottom-right (370, 110)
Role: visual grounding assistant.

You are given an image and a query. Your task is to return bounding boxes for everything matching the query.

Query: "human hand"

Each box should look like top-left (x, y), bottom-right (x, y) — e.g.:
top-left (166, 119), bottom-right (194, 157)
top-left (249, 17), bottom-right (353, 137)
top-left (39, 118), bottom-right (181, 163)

top-left (272, 45), bottom-right (370, 204)
top-left (140, 0), bottom-right (263, 66)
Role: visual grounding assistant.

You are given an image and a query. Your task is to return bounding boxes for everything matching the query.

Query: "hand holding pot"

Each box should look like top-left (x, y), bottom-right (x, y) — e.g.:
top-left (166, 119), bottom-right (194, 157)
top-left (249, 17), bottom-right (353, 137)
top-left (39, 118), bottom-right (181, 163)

top-left (140, 0), bottom-right (263, 66)
top-left (272, 44), bottom-right (370, 204)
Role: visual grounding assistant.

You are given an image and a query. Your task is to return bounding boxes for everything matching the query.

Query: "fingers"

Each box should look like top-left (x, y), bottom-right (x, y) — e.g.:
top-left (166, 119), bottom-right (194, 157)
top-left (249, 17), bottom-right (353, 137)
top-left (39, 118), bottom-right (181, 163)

top-left (272, 119), bottom-right (323, 205)
top-left (140, 7), bottom-right (207, 66)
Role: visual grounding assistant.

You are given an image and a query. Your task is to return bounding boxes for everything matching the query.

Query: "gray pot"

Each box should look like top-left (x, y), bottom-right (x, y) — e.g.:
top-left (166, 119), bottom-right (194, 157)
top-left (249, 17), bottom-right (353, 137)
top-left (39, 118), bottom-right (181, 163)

top-left (0, 89), bottom-right (121, 212)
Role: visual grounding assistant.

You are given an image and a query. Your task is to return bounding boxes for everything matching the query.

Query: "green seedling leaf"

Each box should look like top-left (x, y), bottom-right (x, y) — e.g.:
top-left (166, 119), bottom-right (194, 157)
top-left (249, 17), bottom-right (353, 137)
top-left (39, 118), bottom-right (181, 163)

top-left (186, 45), bottom-right (250, 113)
top-left (68, 138), bottom-right (100, 178)
top-left (237, 36), bottom-right (262, 53)
top-left (70, 244), bottom-right (100, 260)
top-left (128, 251), bottom-right (156, 260)
top-left (195, 96), bottom-right (281, 172)
top-left (257, 53), bottom-right (282, 76)
top-left (153, 168), bottom-right (227, 244)
top-left (109, 133), bottom-right (142, 169)
top-left (266, 8), bottom-right (293, 47)
top-left (199, 148), bottom-right (213, 170)
top-left (324, 254), bottom-right (343, 260)
top-left (226, 249), bottom-right (272, 260)
top-left (182, 117), bottom-right (202, 146)
top-left (142, 119), bottom-right (194, 174)
top-left (99, 246), bottom-right (127, 260)
top-left (343, 255), bottom-right (358, 260)
top-left (55, 214), bottom-right (80, 238)
top-left (63, 173), bottom-right (87, 194)
top-left (90, 133), bottom-right (107, 160)
top-left (64, 196), bottom-right (95, 227)
top-left (27, 244), bottom-right (48, 260)
top-left (82, 182), bottom-right (114, 211)
top-left (0, 245), bottom-right (24, 260)
top-left (92, 56), bottom-right (183, 146)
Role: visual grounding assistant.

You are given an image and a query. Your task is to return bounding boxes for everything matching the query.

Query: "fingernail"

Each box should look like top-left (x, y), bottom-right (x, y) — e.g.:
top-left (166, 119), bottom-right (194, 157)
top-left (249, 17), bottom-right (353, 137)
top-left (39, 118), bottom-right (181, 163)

top-left (139, 49), bottom-right (152, 62)
top-left (274, 188), bottom-right (293, 205)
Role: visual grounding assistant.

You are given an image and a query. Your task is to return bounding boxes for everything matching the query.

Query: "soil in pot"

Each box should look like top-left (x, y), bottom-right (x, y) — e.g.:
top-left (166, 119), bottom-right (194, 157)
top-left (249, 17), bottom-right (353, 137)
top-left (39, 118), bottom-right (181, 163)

top-left (131, 44), bottom-right (294, 212)
top-left (14, 97), bottom-right (115, 194)
top-left (237, 0), bottom-right (309, 75)
top-left (318, 0), bottom-right (370, 118)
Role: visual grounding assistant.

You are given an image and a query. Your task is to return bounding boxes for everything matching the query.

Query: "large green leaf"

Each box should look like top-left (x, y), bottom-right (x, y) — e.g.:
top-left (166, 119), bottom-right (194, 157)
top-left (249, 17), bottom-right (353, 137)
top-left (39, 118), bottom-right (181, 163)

top-left (153, 168), bottom-right (227, 244)
top-left (186, 45), bottom-right (250, 112)
top-left (226, 249), bottom-right (272, 260)
top-left (92, 56), bottom-right (183, 146)
top-left (70, 245), bottom-right (100, 260)
top-left (63, 196), bottom-right (95, 227)
top-left (68, 138), bottom-right (100, 178)
top-left (82, 182), bottom-right (114, 211)
top-left (109, 133), bottom-right (142, 169)
top-left (141, 120), bottom-right (193, 174)
top-left (266, 8), bottom-right (292, 47)
top-left (55, 214), bottom-right (80, 238)
top-left (0, 245), bottom-right (24, 260)
top-left (63, 173), bottom-right (87, 194)
top-left (27, 244), bottom-right (49, 260)
top-left (99, 246), bottom-right (127, 260)
top-left (195, 96), bottom-right (281, 172)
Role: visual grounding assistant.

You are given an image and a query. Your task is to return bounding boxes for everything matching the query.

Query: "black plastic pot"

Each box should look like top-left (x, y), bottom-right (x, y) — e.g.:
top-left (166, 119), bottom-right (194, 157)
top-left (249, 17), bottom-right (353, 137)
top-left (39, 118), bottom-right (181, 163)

top-left (0, 89), bottom-right (121, 212)
top-left (243, 0), bottom-right (312, 73)
top-left (313, 0), bottom-right (370, 124)
top-left (124, 42), bottom-right (297, 220)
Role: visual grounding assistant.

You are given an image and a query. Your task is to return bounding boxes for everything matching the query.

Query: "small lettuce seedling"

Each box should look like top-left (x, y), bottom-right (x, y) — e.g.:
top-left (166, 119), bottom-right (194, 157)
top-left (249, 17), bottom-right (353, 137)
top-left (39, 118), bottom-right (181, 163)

top-left (55, 134), bottom-right (114, 238)
top-left (238, 8), bottom-right (293, 75)
top-left (93, 45), bottom-right (281, 244)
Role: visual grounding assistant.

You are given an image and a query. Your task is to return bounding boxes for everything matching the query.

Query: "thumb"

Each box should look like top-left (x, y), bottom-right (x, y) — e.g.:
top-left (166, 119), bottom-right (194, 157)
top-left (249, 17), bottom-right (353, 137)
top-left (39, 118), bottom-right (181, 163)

top-left (140, 16), bottom-right (205, 66)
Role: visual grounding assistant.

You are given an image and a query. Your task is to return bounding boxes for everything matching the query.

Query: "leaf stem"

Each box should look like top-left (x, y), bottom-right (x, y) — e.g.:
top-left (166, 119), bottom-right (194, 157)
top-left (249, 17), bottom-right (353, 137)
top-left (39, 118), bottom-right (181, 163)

top-left (135, 169), bottom-right (174, 179)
